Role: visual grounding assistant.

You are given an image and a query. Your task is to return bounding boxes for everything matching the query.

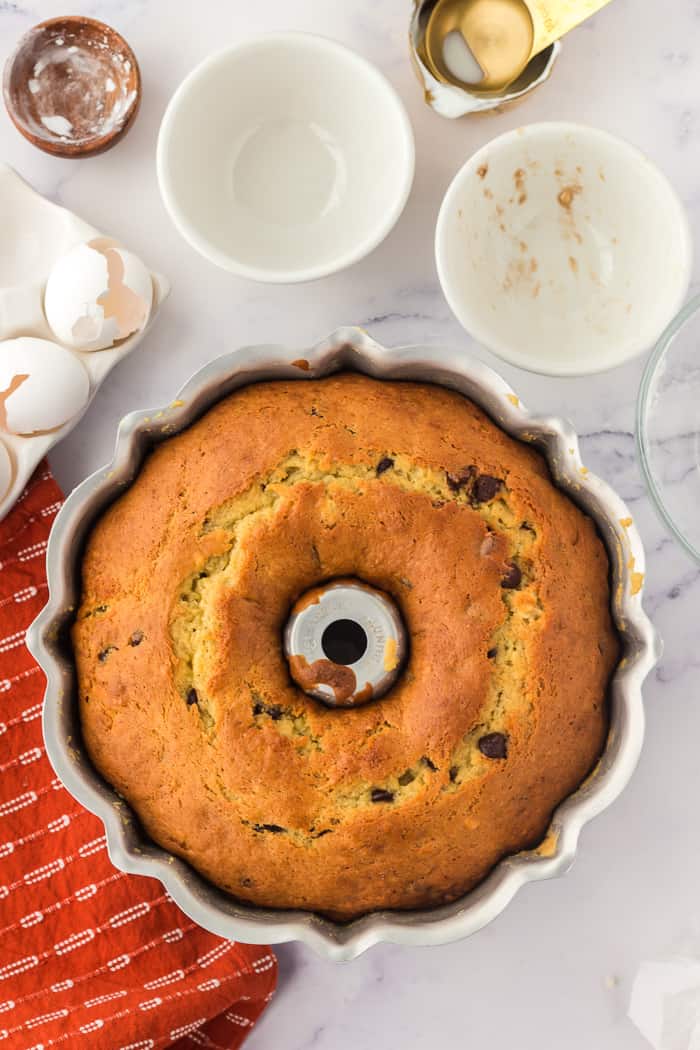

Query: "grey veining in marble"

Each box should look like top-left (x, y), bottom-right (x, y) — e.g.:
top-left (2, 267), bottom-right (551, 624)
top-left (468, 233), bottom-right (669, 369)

top-left (2, 1), bottom-right (699, 1047)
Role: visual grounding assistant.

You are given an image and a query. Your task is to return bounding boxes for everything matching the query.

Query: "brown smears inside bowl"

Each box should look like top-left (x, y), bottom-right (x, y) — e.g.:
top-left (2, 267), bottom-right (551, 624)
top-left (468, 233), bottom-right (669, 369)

top-left (3, 16), bottom-right (141, 157)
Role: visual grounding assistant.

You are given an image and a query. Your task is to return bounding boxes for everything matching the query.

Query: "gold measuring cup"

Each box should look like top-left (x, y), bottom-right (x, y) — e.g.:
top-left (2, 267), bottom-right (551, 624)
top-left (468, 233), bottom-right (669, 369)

top-left (425, 0), bottom-right (612, 93)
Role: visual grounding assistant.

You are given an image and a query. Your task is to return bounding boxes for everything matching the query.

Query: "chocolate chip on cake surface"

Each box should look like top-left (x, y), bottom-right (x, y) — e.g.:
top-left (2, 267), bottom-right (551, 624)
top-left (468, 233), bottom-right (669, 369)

top-left (253, 823), bottom-right (286, 833)
top-left (186, 688), bottom-right (198, 706)
top-left (371, 787), bottom-right (395, 803)
top-left (252, 699), bottom-right (282, 720)
top-left (487, 647), bottom-right (498, 659)
top-left (449, 765), bottom-right (459, 782)
top-left (128, 630), bottom-right (144, 647)
top-left (501, 563), bottom-right (522, 589)
top-left (97, 645), bottom-right (117, 663)
top-left (376, 457), bottom-right (394, 475)
top-left (446, 465), bottom-right (475, 492)
top-left (478, 732), bottom-right (508, 759)
top-left (472, 474), bottom-right (502, 503)
top-left (422, 756), bottom-right (437, 771)
top-left (398, 769), bottom-right (416, 786)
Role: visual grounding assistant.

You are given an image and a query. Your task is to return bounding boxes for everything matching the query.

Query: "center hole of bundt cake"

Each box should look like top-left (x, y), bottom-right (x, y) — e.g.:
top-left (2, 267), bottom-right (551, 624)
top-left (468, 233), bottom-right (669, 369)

top-left (284, 577), bottom-right (407, 708)
top-left (321, 619), bottom-right (368, 666)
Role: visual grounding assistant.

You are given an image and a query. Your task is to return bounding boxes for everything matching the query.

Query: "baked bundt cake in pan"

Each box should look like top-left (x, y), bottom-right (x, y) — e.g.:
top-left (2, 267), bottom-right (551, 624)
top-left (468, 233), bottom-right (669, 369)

top-left (72, 374), bottom-right (618, 920)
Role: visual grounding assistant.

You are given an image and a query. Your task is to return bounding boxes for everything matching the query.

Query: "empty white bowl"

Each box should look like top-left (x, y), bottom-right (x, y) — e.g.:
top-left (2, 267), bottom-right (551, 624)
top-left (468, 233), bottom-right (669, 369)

top-left (157, 33), bottom-right (415, 283)
top-left (435, 123), bottom-right (692, 375)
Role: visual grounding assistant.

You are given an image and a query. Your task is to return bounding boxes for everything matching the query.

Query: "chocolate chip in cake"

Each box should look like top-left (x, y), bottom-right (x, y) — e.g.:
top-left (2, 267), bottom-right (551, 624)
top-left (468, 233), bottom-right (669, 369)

top-left (472, 474), bottom-right (502, 503)
top-left (487, 647), bottom-right (498, 659)
top-left (97, 645), bottom-right (117, 663)
top-left (128, 630), bottom-right (144, 647)
top-left (501, 563), bottom-right (522, 589)
top-left (376, 457), bottom-right (394, 476)
top-left (478, 732), bottom-right (508, 759)
top-left (446, 466), bottom-right (475, 492)
top-left (422, 756), bottom-right (437, 771)
top-left (398, 769), bottom-right (416, 787)
top-left (371, 788), bottom-right (395, 803)
top-left (252, 700), bottom-right (282, 720)
top-left (253, 823), bottom-right (286, 833)
top-left (186, 688), bottom-right (198, 706)
top-left (313, 829), bottom-right (333, 838)
top-left (520, 521), bottom-right (536, 533)
top-left (449, 765), bottom-right (459, 782)
top-left (240, 877), bottom-right (253, 887)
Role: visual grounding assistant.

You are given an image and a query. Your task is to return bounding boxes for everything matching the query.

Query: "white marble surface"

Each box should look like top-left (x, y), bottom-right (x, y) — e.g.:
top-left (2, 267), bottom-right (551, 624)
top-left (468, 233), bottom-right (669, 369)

top-left (2, 1), bottom-right (699, 1048)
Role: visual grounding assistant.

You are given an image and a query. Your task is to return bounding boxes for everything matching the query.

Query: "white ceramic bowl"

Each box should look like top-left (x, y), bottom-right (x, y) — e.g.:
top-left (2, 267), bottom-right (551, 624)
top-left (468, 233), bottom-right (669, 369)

top-left (435, 123), bottom-right (692, 376)
top-left (157, 33), bottom-right (415, 283)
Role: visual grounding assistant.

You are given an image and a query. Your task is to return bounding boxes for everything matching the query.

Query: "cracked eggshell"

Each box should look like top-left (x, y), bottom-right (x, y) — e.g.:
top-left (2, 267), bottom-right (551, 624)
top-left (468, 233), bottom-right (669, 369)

top-left (44, 238), bottom-right (153, 352)
top-left (0, 439), bottom-right (12, 500)
top-left (0, 337), bottom-right (90, 435)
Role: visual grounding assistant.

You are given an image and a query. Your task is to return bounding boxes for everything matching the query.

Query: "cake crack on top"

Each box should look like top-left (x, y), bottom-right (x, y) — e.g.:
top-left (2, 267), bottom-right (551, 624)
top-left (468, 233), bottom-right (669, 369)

top-left (169, 452), bottom-right (543, 805)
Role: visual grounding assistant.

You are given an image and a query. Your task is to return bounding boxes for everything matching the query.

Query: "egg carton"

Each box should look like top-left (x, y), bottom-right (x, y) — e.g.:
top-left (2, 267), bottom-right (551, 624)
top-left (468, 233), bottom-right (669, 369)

top-left (0, 163), bottom-right (169, 521)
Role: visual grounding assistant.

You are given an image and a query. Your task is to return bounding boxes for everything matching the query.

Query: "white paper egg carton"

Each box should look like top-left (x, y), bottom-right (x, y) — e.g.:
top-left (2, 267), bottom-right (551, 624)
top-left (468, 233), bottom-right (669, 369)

top-left (0, 164), bottom-right (169, 521)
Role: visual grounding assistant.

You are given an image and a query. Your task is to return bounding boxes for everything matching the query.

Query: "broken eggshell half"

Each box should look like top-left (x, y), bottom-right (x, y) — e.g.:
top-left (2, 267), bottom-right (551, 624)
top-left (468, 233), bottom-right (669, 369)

top-left (44, 238), bottom-right (153, 351)
top-left (0, 336), bottom-right (90, 435)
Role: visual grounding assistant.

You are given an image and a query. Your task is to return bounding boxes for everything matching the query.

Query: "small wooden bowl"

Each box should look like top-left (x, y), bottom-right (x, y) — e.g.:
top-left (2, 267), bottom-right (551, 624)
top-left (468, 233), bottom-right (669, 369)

top-left (3, 16), bottom-right (141, 158)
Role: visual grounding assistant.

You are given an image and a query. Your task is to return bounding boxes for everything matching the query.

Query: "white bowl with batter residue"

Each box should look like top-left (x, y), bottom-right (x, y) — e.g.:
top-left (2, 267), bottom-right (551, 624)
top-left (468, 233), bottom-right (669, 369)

top-left (436, 123), bottom-right (692, 376)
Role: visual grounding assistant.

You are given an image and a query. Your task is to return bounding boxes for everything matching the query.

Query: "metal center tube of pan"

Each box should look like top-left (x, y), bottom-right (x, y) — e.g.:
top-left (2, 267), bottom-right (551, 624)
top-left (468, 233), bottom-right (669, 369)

top-left (284, 578), bottom-right (407, 708)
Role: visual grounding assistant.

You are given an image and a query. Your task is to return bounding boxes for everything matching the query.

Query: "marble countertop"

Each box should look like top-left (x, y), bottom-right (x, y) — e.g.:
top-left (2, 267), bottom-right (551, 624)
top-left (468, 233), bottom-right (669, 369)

top-left (2, 1), bottom-right (699, 1048)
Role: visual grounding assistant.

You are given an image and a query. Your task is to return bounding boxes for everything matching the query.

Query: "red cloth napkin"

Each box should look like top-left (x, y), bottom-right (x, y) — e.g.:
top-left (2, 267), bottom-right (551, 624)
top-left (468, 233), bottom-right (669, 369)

top-left (0, 463), bottom-right (277, 1049)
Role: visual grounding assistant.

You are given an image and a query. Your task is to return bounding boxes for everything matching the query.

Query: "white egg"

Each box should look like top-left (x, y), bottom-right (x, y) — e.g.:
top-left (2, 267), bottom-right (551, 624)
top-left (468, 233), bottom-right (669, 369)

top-left (0, 438), bottom-right (12, 501)
top-left (44, 238), bottom-right (153, 352)
top-left (0, 337), bottom-right (90, 435)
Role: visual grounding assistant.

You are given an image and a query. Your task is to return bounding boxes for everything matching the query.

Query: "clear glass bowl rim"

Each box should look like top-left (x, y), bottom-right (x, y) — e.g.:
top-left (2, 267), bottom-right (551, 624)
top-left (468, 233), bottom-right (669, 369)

top-left (637, 291), bottom-right (700, 565)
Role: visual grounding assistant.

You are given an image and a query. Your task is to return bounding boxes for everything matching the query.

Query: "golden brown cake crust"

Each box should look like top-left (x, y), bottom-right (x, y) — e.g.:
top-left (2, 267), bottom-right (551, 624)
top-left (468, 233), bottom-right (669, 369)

top-left (73, 375), bottom-right (618, 919)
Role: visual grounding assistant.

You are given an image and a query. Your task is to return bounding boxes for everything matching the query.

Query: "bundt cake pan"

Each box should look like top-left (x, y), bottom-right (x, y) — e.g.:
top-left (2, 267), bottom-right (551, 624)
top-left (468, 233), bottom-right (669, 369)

top-left (27, 328), bottom-right (660, 960)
